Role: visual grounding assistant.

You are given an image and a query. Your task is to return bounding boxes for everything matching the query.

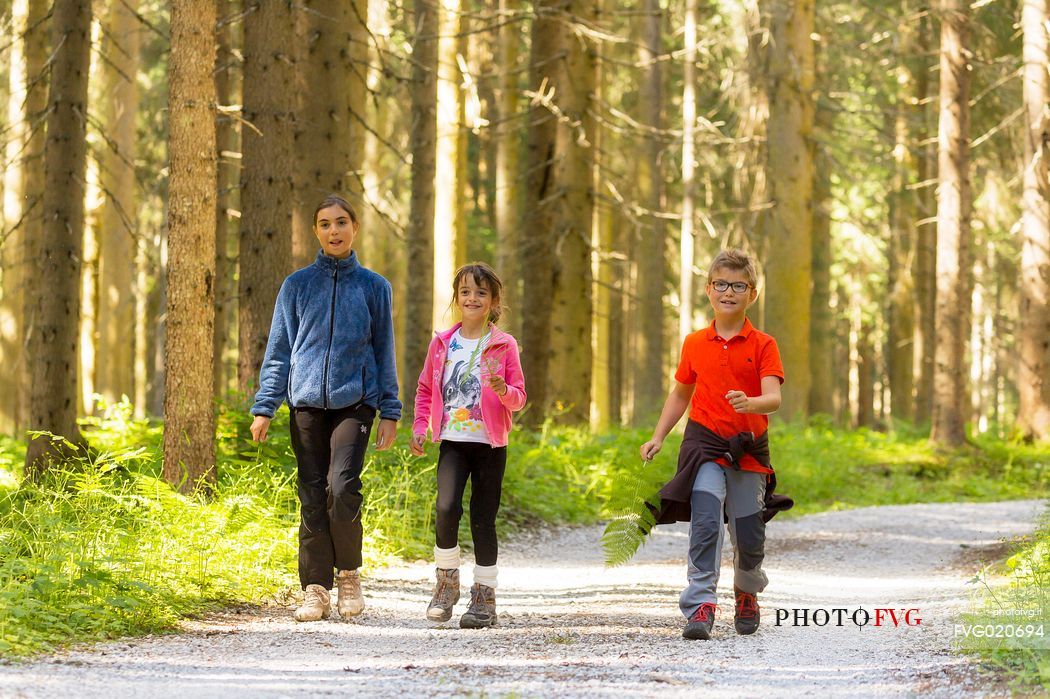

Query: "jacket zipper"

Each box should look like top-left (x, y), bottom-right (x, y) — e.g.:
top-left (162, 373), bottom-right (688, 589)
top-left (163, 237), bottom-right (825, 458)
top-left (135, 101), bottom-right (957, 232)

top-left (322, 267), bottom-right (338, 409)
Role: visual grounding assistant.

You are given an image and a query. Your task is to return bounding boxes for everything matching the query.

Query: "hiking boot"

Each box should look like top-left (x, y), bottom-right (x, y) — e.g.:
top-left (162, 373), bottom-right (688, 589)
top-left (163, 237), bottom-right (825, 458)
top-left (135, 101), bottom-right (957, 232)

top-left (294, 584), bottom-right (331, 622)
top-left (459, 583), bottom-right (497, 629)
top-left (683, 602), bottom-right (717, 640)
top-left (426, 568), bottom-right (461, 622)
top-left (336, 569), bottom-right (365, 618)
top-left (734, 586), bottom-right (760, 635)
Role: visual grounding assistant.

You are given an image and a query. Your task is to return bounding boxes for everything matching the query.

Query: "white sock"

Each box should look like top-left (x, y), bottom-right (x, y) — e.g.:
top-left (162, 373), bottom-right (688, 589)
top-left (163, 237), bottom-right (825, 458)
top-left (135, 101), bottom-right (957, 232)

top-left (473, 564), bottom-right (498, 589)
top-left (434, 545), bottom-right (461, 570)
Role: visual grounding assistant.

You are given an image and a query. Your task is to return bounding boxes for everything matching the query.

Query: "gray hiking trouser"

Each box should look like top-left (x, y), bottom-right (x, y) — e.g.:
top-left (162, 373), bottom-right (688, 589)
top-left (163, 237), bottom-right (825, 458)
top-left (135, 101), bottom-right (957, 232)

top-left (679, 461), bottom-right (768, 619)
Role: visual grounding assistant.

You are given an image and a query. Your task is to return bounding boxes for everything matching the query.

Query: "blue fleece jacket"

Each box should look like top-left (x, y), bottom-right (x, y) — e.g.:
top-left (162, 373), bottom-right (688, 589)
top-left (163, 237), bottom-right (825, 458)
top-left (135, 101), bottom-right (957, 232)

top-left (250, 250), bottom-right (402, 421)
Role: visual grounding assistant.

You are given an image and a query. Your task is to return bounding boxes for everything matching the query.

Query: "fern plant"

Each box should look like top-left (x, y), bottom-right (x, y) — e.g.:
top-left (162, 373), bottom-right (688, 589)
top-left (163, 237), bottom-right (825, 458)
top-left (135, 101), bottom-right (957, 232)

top-left (601, 463), bottom-right (661, 567)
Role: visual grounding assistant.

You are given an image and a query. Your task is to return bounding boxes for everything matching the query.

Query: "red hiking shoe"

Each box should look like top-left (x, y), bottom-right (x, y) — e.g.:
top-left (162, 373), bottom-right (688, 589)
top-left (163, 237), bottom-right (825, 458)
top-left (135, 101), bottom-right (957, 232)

top-left (683, 602), bottom-right (717, 640)
top-left (734, 586), bottom-right (760, 635)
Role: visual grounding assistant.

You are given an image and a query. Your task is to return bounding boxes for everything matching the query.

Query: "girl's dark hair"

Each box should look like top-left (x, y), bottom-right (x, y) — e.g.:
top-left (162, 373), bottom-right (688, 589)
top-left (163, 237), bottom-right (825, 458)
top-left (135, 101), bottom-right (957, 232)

top-left (313, 194), bottom-right (358, 226)
top-left (450, 262), bottom-right (505, 325)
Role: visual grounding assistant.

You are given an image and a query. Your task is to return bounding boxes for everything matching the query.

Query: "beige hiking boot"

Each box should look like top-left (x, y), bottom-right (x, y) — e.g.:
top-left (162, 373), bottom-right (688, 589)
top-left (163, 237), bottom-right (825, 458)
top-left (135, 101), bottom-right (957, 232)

top-left (459, 583), bottom-right (496, 629)
top-left (294, 584), bottom-right (331, 622)
top-left (426, 568), bottom-right (461, 622)
top-left (336, 569), bottom-right (365, 618)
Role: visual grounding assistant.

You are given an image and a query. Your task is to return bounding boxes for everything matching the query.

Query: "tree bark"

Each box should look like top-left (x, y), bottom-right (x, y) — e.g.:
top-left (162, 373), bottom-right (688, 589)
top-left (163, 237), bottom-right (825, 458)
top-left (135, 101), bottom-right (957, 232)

top-left (679, 0), bottom-right (698, 349)
top-left (913, 4), bottom-right (936, 425)
top-left (1018, 0), bottom-right (1050, 440)
top-left (238, 0), bottom-right (295, 394)
top-left (25, 0), bottom-right (91, 477)
top-left (165, 0), bottom-right (217, 492)
top-left (404, 0), bottom-right (438, 417)
top-left (808, 81), bottom-right (834, 417)
top-left (494, 0), bottom-right (521, 336)
top-left (761, 0), bottom-right (815, 422)
top-left (96, 0), bottom-right (140, 407)
top-left (633, 0), bottom-right (666, 422)
top-left (214, 0), bottom-right (242, 400)
top-left (930, 0), bottom-right (972, 446)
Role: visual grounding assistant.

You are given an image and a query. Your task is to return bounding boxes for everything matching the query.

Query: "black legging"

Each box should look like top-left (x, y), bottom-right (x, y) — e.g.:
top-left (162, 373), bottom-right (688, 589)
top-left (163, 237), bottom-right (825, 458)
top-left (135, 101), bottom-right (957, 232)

top-left (434, 440), bottom-right (507, 566)
top-left (289, 403), bottom-right (375, 589)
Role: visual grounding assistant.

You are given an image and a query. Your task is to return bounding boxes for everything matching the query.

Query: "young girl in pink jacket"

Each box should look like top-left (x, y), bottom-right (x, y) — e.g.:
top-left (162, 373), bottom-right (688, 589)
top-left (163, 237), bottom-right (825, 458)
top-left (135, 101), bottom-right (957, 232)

top-left (410, 262), bottom-right (526, 628)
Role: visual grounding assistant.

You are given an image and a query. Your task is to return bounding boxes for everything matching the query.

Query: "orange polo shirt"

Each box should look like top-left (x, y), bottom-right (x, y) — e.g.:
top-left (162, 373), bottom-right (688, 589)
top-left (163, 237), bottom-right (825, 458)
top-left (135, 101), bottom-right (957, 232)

top-left (674, 318), bottom-right (784, 474)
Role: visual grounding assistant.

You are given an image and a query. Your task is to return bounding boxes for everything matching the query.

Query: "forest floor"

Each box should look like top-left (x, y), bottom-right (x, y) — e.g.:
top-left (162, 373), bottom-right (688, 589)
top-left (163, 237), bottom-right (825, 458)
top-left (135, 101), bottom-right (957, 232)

top-left (0, 499), bottom-right (1044, 698)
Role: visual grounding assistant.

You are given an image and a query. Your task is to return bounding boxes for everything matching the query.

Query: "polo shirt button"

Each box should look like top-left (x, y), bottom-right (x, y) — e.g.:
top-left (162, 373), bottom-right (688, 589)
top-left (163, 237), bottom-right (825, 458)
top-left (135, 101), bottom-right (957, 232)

top-left (723, 345), bottom-right (728, 349)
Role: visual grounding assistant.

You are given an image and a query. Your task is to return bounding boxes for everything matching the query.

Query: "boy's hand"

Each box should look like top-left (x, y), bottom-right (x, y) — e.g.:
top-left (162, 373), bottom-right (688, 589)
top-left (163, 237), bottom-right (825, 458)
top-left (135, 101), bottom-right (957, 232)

top-left (410, 433), bottom-right (427, 456)
top-left (726, 390), bottom-right (753, 414)
top-left (640, 439), bottom-right (663, 461)
top-left (250, 415), bottom-right (271, 442)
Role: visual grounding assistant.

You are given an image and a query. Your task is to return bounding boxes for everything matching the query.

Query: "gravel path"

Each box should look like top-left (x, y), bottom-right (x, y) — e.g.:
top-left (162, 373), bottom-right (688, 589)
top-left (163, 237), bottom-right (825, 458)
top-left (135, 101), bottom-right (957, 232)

top-left (0, 499), bottom-right (1044, 698)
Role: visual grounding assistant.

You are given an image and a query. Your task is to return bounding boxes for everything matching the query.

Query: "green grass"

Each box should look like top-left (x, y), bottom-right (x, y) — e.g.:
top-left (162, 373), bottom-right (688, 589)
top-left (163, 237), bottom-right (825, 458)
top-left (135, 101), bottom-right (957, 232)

top-left (956, 513), bottom-right (1050, 692)
top-left (0, 405), bottom-right (1047, 658)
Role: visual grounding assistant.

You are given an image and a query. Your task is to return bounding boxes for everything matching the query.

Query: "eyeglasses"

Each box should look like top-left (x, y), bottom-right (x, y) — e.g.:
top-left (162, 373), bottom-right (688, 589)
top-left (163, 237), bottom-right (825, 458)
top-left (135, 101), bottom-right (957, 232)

top-left (710, 280), bottom-right (751, 294)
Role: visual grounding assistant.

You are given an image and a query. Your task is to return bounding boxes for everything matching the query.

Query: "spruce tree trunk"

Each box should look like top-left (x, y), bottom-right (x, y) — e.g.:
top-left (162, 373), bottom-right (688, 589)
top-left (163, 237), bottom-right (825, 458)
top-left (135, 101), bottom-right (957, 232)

top-left (1019, 0), bottom-right (1050, 440)
top-left (25, 0), bottom-right (91, 477)
top-left (404, 0), bottom-right (438, 416)
top-left (238, 0), bottom-right (295, 394)
top-left (214, 0), bottom-right (242, 400)
top-left (887, 10), bottom-right (918, 424)
top-left (633, 0), bottom-right (665, 422)
top-left (494, 0), bottom-right (521, 335)
top-left (809, 99), bottom-right (834, 417)
top-left (432, 0), bottom-right (464, 330)
top-left (679, 0), bottom-right (698, 348)
top-left (165, 0), bottom-right (217, 492)
top-left (761, 0), bottom-right (815, 422)
top-left (292, 0), bottom-right (364, 269)
top-left (912, 5), bottom-right (936, 425)
top-left (930, 0), bottom-right (972, 446)
top-left (96, 0), bottom-right (140, 407)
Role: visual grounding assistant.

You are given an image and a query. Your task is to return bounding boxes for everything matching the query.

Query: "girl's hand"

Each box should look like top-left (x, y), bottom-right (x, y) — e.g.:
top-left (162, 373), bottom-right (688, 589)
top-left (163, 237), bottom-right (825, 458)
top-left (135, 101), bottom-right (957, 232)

top-left (640, 438), bottom-right (662, 462)
top-left (374, 419), bottom-right (397, 451)
top-left (250, 415), bottom-right (271, 442)
top-left (410, 434), bottom-right (427, 456)
top-left (726, 390), bottom-right (752, 414)
top-left (487, 374), bottom-right (507, 396)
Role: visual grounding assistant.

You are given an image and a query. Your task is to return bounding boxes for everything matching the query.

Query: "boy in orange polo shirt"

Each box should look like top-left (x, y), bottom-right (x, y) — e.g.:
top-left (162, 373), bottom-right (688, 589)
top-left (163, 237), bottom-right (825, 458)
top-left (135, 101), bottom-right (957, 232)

top-left (641, 249), bottom-right (784, 640)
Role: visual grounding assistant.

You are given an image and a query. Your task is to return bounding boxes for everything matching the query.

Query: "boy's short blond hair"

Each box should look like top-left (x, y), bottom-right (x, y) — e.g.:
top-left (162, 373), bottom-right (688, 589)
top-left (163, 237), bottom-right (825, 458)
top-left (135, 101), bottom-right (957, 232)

top-left (707, 249), bottom-right (758, 289)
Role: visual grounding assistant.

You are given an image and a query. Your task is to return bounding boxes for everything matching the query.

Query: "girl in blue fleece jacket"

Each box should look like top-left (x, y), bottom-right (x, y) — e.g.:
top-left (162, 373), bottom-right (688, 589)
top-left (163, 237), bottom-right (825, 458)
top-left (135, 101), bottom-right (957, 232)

top-left (248, 194), bottom-right (402, 622)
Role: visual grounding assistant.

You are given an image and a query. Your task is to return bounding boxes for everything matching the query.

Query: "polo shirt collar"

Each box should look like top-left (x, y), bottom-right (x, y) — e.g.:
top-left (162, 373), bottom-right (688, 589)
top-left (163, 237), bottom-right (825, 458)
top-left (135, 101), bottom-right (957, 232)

top-left (704, 317), bottom-right (755, 342)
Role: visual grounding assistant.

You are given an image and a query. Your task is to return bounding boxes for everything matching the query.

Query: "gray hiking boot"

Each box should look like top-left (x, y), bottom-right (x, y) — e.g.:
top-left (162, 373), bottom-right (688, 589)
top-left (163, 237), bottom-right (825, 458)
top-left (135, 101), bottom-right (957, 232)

top-left (426, 568), bottom-right (461, 622)
top-left (459, 583), bottom-right (497, 629)
top-left (336, 569), bottom-right (365, 618)
top-left (294, 584), bottom-right (331, 622)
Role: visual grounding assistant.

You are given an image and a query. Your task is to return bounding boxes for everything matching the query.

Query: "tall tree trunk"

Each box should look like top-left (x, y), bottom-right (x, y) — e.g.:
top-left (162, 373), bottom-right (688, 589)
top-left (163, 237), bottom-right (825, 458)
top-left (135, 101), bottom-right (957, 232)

top-left (523, 0), bottom-right (596, 424)
top-left (887, 9), bottom-right (918, 425)
top-left (165, 0), bottom-right (217, 492)
top-left (238, 0), bottom-right (295, 394)
top-left (432, 0), bottom-right (464, 329)
top-left (494, 0), bottom-right (521, 335)
top-left (96, 0), bottom-right (140, 407)
top-left (404, 0), bottom-right (438, 416)
top-left (214, 0), bottom-right (242, 400)
top-left (913, 4), bottom-right (936, 425)
top-left (809, 85), bottom-right (834, 416)
top-left (633, 0), bottom-right (665, 421)
top-left (761, 0), bottom-right (815, 422)
top-left (930, 0), bottom-right (972, 446)
top-left (25, 0), bottom-right (91, 477)
top-left (80, 149), bottom-right (99, 415)
top-left (857, 316), bottom-right (875, 428)
top-left (1019, 0), bottom-right (1050, 440)
top-left (590, 0), bottom-right (610, 429)
top-left (292, 0), bottom-right (365, 269)
top-left (0, 0), bottom-right (35, 434)
top-left (679, 0), bottom-right (698, 348)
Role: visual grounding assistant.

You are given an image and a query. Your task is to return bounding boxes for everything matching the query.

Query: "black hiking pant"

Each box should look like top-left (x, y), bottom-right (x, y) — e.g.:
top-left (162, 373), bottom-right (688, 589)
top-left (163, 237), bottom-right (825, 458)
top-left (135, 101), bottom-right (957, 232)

top-left (434, 440), bottom-right (507, 566)
top-left (290, 403), bottom-right (375, 589)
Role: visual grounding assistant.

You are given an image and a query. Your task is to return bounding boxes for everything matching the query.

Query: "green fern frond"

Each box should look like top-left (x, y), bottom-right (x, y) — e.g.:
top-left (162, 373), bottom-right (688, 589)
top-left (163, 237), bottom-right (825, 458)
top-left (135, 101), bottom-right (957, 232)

top-left (601, 489), bottom-right (660, 567)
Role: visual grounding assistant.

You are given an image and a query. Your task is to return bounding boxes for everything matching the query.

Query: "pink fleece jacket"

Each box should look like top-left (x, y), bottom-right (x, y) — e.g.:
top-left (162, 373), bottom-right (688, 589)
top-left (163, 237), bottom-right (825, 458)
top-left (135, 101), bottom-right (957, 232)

top-left (413, 323), bottom-right (527, 447)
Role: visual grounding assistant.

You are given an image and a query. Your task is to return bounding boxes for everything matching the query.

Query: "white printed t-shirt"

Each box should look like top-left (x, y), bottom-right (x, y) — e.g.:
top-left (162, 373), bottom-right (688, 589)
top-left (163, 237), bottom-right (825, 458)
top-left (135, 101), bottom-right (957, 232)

top-left (438, 329), bottom-right (491, 444)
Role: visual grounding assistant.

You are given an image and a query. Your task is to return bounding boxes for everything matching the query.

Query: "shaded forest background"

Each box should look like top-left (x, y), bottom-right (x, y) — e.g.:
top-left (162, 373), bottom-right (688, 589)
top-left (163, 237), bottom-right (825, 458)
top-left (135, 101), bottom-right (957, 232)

top-left (0, 0), bottom-right (1048, 488)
